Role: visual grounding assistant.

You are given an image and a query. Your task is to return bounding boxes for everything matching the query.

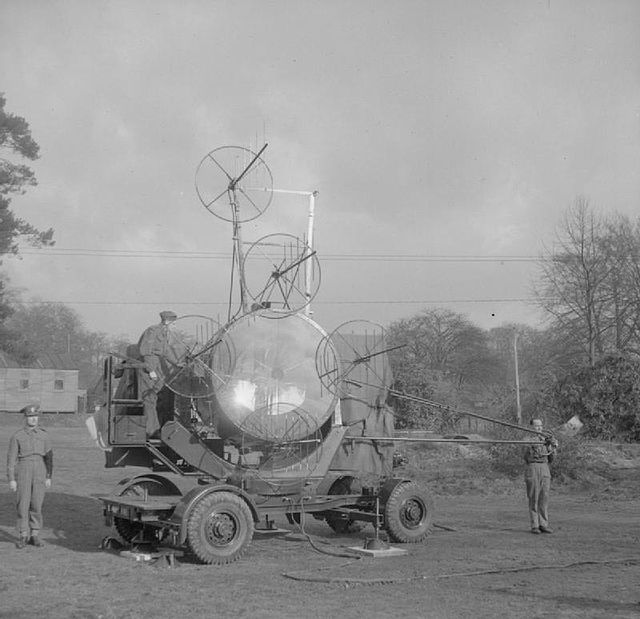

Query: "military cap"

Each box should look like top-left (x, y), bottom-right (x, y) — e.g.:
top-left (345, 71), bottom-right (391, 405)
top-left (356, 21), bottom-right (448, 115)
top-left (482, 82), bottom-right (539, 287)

top-left (20, 404), bottom-right (41, 417)
top-left (159, 310), bottom-right (177, 321)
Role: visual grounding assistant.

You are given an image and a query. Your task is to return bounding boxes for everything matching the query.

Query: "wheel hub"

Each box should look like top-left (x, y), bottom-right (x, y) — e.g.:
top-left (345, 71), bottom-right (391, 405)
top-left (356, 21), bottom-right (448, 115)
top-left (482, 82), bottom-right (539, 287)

top-left (400, 498), bottom-right (425, 529)
top-left (205, 513), bottom-right (237, 546)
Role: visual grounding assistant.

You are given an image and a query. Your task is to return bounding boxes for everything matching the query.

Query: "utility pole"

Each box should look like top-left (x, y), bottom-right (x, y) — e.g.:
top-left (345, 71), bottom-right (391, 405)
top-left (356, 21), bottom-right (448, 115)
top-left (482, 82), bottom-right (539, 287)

top-left (513, 329), bottom-right (522, 423)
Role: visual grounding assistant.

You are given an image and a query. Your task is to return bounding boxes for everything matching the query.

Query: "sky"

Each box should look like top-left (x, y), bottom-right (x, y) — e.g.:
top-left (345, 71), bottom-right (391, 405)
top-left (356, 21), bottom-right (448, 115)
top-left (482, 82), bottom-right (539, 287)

top-left (1, 0), bottom-right (639, 343)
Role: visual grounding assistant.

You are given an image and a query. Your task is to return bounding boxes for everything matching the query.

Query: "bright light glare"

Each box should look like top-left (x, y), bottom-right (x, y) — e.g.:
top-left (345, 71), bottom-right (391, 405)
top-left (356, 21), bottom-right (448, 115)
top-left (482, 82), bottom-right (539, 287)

top-left (234, 380), bottom-right (257, 410)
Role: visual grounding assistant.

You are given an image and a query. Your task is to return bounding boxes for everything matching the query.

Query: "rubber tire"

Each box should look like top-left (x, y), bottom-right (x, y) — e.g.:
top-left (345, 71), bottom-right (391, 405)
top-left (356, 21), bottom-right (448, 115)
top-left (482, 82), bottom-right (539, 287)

top-left (325, 477), bottom-right (365, 535)
top-left (114, 478), bottom-right (170, 543)
top-left (187, 491), bottom-right (254, 565)
top-left (383, 480), bottom-right (433, 543)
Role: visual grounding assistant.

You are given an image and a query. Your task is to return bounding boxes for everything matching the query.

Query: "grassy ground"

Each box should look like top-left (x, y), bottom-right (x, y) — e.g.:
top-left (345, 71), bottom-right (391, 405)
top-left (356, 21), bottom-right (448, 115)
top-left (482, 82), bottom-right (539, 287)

top-left (1, 418), bottom-right (639, 618)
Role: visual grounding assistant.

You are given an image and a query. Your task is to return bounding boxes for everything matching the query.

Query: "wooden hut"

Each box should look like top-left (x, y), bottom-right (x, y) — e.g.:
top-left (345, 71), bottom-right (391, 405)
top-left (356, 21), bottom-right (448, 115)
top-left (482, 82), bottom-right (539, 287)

top-left (0, 351), bottom-right (83, 413)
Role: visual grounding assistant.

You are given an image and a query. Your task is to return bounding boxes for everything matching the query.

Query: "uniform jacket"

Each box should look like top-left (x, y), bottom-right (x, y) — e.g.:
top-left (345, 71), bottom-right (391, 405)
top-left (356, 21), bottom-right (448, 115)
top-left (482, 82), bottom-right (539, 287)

top-left (138, 323), bottom-right (182, 376)
top-left (138, 323), bottom-right (171, 357)
top-left (138, 323), bottom-right (171, 374)
top-left (6, 426), bottom-right (53, 482)
top-left (524, 438), bottom-right (554, 464)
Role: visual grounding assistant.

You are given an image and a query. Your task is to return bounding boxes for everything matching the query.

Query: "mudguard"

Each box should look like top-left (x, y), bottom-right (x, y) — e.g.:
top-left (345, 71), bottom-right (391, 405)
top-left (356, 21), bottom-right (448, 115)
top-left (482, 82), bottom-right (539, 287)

top-left (377, 477), bottom-right (410, 508)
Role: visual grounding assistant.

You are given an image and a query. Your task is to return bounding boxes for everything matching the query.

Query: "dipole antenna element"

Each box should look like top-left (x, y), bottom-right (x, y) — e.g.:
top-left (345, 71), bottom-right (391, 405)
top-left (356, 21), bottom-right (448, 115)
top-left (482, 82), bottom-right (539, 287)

top-left (195, 144), bottom-right (273, 222)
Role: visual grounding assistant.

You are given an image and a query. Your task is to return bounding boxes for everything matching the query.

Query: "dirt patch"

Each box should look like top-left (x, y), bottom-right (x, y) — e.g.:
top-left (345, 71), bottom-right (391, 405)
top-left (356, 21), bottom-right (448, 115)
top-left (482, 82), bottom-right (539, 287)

top-left (1, 424), bottom-right (639, 618)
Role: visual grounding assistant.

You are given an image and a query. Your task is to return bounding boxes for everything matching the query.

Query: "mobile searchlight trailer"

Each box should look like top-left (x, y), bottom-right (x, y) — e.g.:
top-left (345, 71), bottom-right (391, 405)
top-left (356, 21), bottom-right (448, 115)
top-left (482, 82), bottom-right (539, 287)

top-left (89, 145), bottom-right (554, 565)
top-left (92, 312), bottom-right (432, 564)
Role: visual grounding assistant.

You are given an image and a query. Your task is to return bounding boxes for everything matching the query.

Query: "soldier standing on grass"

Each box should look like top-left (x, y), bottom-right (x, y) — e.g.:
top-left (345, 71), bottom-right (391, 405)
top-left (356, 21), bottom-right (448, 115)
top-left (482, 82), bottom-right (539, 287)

top-left (6, 404), bottom-right (53, 549)
top-left (524, 417), bottom-right (558, 535)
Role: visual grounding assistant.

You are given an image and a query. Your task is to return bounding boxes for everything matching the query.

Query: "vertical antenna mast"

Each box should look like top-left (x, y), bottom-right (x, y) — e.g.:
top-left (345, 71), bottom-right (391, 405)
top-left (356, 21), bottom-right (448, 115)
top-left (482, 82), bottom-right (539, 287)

top-left (227, 143), bottom-right (269, 314)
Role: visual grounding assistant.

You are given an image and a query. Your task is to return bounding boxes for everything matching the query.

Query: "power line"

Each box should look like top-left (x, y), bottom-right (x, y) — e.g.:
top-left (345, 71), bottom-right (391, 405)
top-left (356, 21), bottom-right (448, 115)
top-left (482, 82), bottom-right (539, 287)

top-left (13, 247), bottom-right (545, 263)
top-left (317, 298), bottom-right (548, 304)
top-left (16, 297), bottom-right (550, 307)
top-left (15, 247), bottom-right (640, 264)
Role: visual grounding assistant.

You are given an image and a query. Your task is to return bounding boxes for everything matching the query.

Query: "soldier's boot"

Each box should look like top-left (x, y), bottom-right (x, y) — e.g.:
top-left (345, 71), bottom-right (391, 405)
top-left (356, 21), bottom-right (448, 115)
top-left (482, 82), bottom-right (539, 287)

top-left (29, 535), bottom-right (44, 547)
top-left (15, 536), bottom-right (28, 549)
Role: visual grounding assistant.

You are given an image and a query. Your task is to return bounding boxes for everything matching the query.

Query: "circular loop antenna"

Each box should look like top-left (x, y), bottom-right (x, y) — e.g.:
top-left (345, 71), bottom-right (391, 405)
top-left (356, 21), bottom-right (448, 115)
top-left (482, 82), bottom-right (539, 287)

top-left (240, 407), bottom-right (325, 473)
top-left (315, 333), bottom-right (342, 397)
top-left (243, 233), bottom-right (320, 317)
top-left (238, 404), bottom-right (319, 445)
top-left (317, 320), bottom-right (393, 398)
top-left (164, 315), bottom-right (235, 399)
top-left (195, 146), bottom-right (273, 222)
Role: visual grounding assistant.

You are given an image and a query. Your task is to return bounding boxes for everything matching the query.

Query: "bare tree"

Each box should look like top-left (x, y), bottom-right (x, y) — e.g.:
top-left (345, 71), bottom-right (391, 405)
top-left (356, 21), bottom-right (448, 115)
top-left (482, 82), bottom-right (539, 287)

top-left (599, 214), bottom-right (640, 354)
top-left (386, 308), bottom-right (505, 430)
top-left (535, 197), bottom-right (613, 366)
top-left (387, 308), bottom-right (499, 383)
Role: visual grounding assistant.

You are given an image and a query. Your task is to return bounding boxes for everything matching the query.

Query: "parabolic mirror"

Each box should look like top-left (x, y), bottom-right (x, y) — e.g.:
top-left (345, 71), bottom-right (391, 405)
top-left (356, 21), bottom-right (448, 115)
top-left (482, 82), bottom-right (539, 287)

top-left (211, 312), bottom-right (338, 443)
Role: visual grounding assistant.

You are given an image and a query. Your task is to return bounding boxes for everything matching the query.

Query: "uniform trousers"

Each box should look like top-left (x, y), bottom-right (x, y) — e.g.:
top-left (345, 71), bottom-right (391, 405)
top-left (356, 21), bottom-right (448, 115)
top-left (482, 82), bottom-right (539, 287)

top-left (15, 455), bottom-right (47, 536)
top-left (525, 461), bottom-right (550, 529)
top-left (139, 371), bottom-right (163, 436)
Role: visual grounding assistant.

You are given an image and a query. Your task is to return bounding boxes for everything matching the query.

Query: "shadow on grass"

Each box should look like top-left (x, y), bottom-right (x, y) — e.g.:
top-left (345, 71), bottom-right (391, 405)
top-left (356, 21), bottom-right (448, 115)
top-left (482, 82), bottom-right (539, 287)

top-left (0, 491), bottom-right (108, 553)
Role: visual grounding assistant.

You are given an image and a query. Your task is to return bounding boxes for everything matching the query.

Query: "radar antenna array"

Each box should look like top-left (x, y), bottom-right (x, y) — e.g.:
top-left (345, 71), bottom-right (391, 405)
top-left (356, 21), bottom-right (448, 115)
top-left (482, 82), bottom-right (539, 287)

top-left (195, 144), bottom-right (320, 319)
top-left (163, 314), bottom-right (235, 399)
top-left (243, 233), bottom-right (320, 317)
top-left (316, 320), bottom-right (396, 397)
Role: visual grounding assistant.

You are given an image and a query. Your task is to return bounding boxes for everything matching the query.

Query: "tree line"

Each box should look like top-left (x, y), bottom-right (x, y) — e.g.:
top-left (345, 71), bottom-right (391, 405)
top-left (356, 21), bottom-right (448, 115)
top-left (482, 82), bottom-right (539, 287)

top-left (0, 94), bottom-right (126, 388)
top-left (387, 198), bottom-right (640, 441)
top-left (1, 94), bottom-right (639, 439)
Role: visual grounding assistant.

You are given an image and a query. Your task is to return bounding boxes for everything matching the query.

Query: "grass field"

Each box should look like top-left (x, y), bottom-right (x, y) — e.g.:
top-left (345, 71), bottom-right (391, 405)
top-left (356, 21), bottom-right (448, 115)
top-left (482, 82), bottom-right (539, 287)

top-left (1, 417), bottom-right (639, 618)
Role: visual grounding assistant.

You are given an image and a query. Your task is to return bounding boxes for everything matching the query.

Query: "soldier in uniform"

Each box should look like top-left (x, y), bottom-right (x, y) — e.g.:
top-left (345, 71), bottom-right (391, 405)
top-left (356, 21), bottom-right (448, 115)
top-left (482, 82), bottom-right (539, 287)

top-left (524, 417), bottom-right (558, 534)
top-left (6, 404), bottom-right (53, 548)
top-left (137, 310), bottom-right (179, 437)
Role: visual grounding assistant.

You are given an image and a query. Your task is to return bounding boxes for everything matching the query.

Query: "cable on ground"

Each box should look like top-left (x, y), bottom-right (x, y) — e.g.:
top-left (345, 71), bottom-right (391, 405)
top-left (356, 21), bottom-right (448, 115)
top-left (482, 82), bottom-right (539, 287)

top-left (283, 556), bottom-right (639, 586)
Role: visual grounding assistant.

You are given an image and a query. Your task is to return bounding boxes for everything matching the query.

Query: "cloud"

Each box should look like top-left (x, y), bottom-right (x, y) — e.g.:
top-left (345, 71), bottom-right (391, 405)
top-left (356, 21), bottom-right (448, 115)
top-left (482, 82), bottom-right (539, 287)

top-left (1, 0), bottom-right (639, 339)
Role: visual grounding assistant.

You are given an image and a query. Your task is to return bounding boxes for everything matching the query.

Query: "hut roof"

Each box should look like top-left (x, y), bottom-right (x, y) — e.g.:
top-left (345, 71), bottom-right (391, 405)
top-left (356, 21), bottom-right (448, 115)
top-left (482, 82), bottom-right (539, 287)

top-left (0, 350), bottom-right (79, 370)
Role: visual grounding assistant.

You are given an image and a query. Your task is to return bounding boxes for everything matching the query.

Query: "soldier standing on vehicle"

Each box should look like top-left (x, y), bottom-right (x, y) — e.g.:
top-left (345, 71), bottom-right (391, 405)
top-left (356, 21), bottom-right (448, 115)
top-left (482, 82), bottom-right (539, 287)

top-left (524, 417), bottom-right (558, 534)
top-left (137, 310), bottom-right (179, 437)
top-left (6, 404), bottom-right (53, 549)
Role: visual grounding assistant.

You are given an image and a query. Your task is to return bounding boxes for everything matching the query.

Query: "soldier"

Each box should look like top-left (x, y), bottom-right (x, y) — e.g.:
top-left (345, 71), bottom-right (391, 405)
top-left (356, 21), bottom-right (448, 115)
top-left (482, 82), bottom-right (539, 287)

top-left (137, 310), bottom-right (179, 437)
top-left (6, 404), bottom-right (53, 548)
top-left (524, 417), bottom-right (558, 534)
